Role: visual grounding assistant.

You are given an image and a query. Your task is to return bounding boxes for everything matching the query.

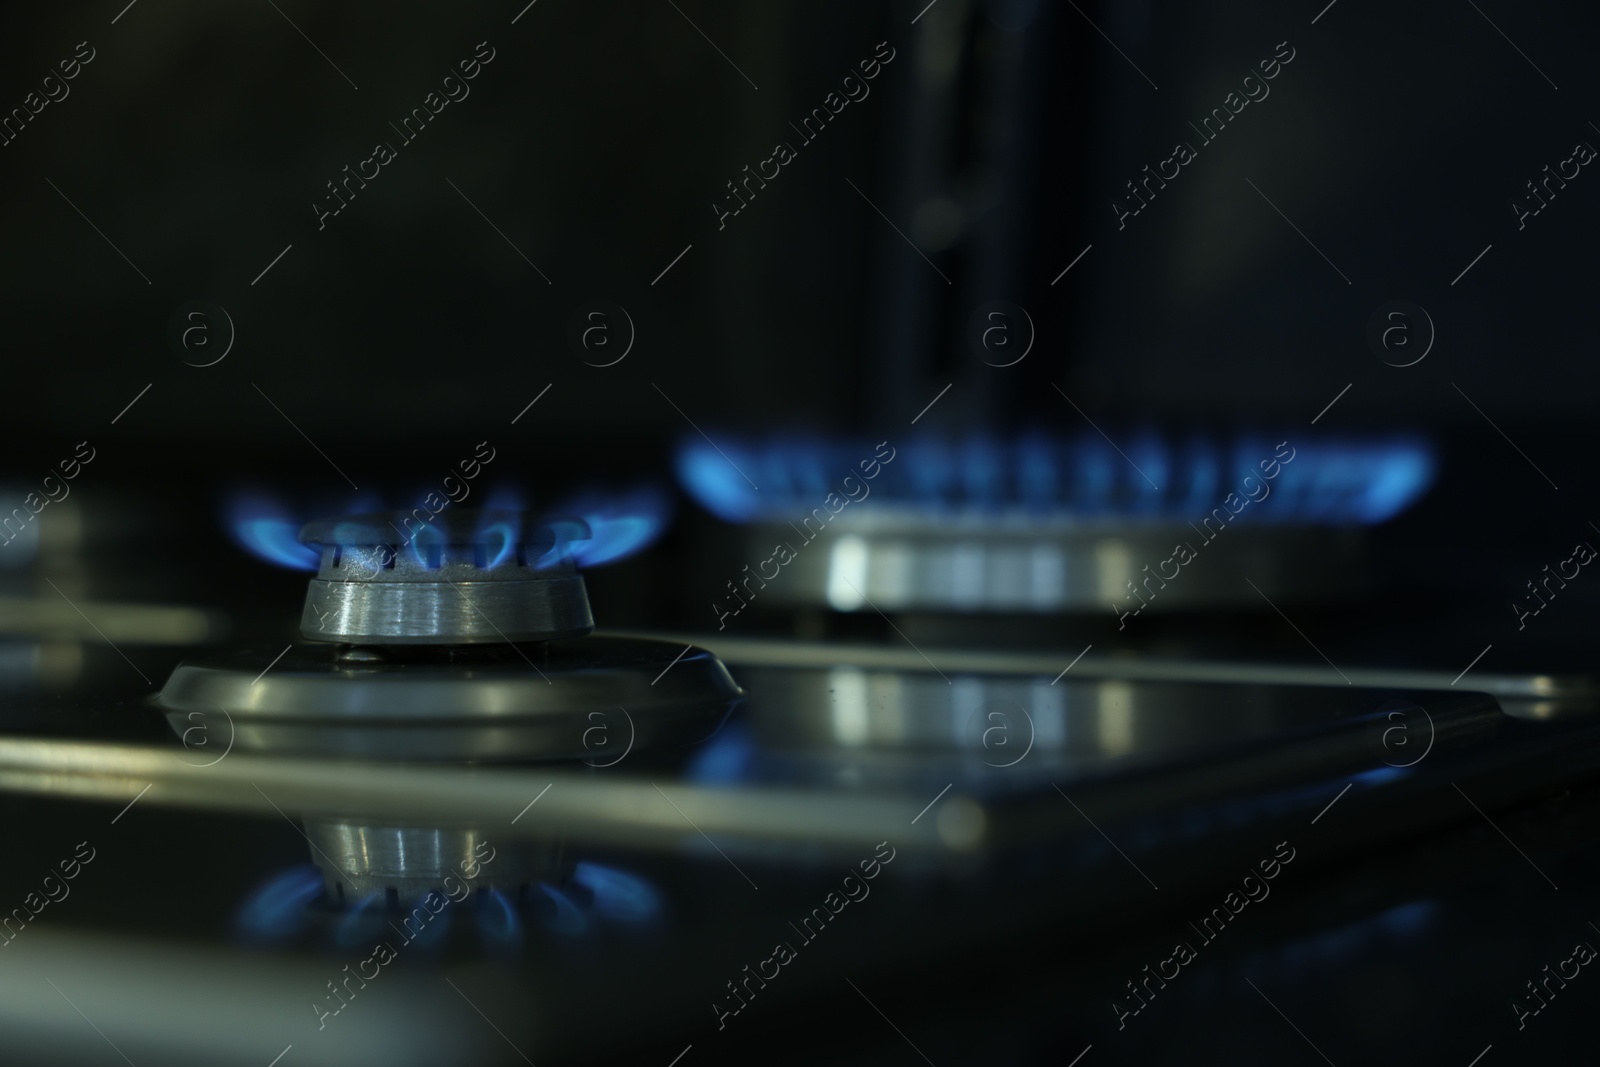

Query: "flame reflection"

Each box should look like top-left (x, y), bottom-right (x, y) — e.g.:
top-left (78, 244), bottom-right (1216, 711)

top-left (536, 883), bottom-right (589, 936)
top-left (235, 865), bottom-right (324, 940)
top-left (478, 888), bottom-right (523, 946)
top-left (573, 862), bottom-right (661, 923)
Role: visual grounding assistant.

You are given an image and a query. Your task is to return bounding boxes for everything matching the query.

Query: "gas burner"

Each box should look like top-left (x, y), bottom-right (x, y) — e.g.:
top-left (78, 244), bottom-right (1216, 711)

top-left (678, 434), bottom-right (1433, 613)
top-left (154, 509), bottom-right (744, 897)
top-left (297, 510), bottom-right (594, 644)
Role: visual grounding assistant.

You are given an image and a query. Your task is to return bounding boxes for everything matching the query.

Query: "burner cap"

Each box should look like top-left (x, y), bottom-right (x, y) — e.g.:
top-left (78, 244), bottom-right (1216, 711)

top-left (297, 510), bottom-right (594, 645)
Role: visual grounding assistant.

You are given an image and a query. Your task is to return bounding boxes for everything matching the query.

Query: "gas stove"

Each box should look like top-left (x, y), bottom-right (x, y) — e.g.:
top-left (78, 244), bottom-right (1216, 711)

top-left (9, 0), bottom-right (1600, 1061)
top-left (0, 487), bottom-right (1596, 1067)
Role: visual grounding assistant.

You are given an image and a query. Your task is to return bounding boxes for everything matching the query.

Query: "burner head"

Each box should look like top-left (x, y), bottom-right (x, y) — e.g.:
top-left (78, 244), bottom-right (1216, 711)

top-left (297, 510), bottom-right (594, 645)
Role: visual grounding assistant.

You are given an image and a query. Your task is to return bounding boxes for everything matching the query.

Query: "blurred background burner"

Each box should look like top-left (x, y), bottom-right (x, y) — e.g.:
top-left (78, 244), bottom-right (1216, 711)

top-left (677, 433), bottom-right (1435, 613)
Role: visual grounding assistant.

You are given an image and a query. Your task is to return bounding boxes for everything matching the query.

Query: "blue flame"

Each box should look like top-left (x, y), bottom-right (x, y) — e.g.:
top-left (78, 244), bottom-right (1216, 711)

top-left (675, 435), bottom-right (1436, 526)
top-left (549, 485), bottom-right (673, 567)
top-left (467, 492), bottom-right (525, 571)
top-left (536, 883), bottom-right (589, 936)
top-left (226, 493), bottom-right (320, 571)
top-left (405, 519), bottom-right (446, 570)
top-left (573, 863), bottom-right (661, 923)
top-left (236, 865), bottom-right (324, 940)
top-left (224, 482), bottom-right (675, 573)
top-left (528, 518), bottom-right (585, 570)
top-left (677, 441), bottom-right (760, 522)
top-left (1354, 446), bottom-right (1434, 523)
top-left (480, 521), bottom-right (517, 569)
top-left (473, 489), bottom-right (532, 570)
